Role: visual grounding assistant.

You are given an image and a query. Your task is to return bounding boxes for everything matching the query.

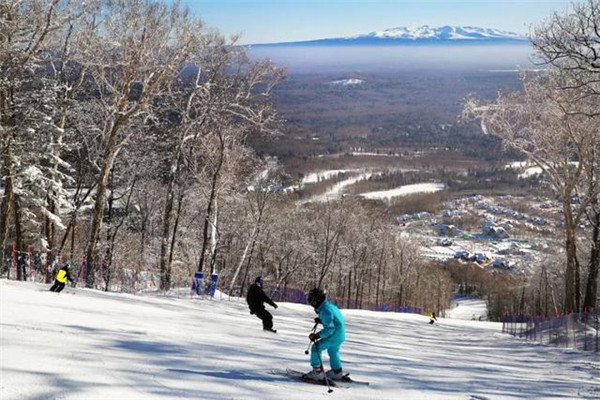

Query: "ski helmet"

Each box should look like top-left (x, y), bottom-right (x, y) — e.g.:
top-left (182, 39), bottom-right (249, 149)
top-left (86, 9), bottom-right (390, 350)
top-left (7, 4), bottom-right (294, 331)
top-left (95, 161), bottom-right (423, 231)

top-left (255, 276), bottom-right (263, 286)
top-left (307, 288), bottom-right (326, 308)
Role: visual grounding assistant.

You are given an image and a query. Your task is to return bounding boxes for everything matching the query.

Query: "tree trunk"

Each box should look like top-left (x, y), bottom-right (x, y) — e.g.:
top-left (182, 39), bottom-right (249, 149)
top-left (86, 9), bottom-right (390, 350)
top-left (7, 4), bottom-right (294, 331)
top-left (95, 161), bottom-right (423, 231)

top-left (544, 266), bottom-right (549, 317)
top-left (347, 270), bottom-right (352, 309)
top-left (104, 179), bottom-right (135, 292)
top-left (58, 177), bottom-right (95, 255)
top-left (140, 213), bottom-right (147, 262)
top-left (367, 261), bottom-right (373, 306)
top-left (239, 226), bottom-right (259, 298)
top-left (159, 182), bottom-right (175, 291)
top-left (375, 249), bottom-right (381, 305)
top-left (381, 255), bottom-right (387, 306)
top-left (227, 224), bottom-right (258, 296)
top-left (167, 190), bottom-right (185, 288)
top-left (13, 195), bottom-right (24, 280)
top-left (43, 205), bottom-right (55, 263)
top-left (583, 207), bottom-right (599, 310)
top-left (398, 249), bottom-right (404, 306)
top-left (209, 197), bottom-right (218, 275)
top-left (44, 110), bottom-right (67, 265)
top-left (317, 209), bottom-right (339, 289)
top-left (70, 215), bottom-right (76, 264)
top-left (159, 127), bottom-right (187, 291)
top-left (197, 133), bottom-right (225, 274)
top-left (102, 175), bottom-right (115, 290)
top-left (562, 197), bottom-right (580, 313)
top-left (85, 126), bottom-right (121, 287)
top-left (0, 134), bottom-right (15, 275)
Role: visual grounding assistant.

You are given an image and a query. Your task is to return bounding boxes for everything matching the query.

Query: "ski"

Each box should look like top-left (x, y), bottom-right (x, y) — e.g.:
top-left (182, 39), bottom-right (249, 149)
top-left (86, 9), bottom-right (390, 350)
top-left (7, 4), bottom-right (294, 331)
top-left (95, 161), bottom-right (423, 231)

top-left (268, 368), bottom-right (338, 387)
top-left (268, 368), bottom-right (369, 387)
top-left (301, 376), bottom-right (338, 387)
top-left (340, 373), bottom-right (370, 386)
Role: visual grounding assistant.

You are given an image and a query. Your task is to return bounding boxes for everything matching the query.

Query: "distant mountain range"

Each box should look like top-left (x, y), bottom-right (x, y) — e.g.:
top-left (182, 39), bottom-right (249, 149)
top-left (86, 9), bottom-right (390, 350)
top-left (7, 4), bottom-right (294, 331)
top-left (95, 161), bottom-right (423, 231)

top-left (253, 25), bottom-right (529, 46)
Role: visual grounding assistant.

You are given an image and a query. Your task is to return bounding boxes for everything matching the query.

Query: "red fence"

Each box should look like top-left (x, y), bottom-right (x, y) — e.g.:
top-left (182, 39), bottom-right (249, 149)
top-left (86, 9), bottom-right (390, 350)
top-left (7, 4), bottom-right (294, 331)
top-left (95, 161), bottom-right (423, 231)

top-left (3, 245), bottom-right (422, 312)
top-left (1, 245), bottom-right (192, 296)
top-left (502, 310), bottom-right (599, 352)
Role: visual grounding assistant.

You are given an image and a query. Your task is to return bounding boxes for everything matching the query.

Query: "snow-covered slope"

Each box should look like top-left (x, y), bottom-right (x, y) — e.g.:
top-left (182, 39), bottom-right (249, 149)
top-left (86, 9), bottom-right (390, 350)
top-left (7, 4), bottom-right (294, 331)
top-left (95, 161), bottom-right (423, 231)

top-left (359, 182), bottom-right (445, 200)
top-left (1, 280), bottom-right (598, 399)
top-left (447, 297), bottom-right (489, 321)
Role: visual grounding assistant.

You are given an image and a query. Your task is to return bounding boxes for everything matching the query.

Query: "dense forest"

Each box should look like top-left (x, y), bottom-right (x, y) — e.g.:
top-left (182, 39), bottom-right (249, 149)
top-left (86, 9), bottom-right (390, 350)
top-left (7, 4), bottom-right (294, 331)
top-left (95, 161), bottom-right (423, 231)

top-left (249, 71), bottom-right (522, 161)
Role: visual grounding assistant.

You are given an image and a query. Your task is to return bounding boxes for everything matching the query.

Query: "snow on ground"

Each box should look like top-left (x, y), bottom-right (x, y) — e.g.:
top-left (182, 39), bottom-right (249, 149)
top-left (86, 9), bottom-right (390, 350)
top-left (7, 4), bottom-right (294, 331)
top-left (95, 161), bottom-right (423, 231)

top-left (517, 167), bottom-right (543, 179)
top-left (301, 169), bottom-right (435, 203)
top-left (301, 169), bottom-right (356, 184)
top-left (446, 298), bottom-right (489, 321)
top-left (421, 245), bottom-right (457, 260)
top-left (360, 182), bottom-right (445, 200)
top-left (1, 280), bottom-right (599, 400)
top-left (505, 161), bottom-right (529, 169)
top-left (308, 172), bottom-right (377, 202)
top-left (330, 79), bottom-right (364, 86)
top-left (504, 161), bottom-right (542, 178)
top-left (349, 152), bottom-right (402, 157)
top-left (505, 161), bottom-right (579, 179)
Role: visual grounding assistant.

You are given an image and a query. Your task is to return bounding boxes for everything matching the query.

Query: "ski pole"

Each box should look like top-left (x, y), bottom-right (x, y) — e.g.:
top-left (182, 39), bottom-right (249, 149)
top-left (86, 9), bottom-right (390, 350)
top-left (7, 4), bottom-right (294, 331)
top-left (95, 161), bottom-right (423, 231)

top-left (316, 342), bottom-right (333, 393)
top-left (304, 321), bottom-right (319, 355)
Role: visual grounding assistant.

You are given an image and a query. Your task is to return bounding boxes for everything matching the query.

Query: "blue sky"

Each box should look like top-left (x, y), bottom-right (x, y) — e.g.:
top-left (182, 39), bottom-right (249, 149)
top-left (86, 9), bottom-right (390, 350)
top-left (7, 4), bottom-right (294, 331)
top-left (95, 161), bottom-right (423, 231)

top-left (173, 0), bottom-right (572, 44)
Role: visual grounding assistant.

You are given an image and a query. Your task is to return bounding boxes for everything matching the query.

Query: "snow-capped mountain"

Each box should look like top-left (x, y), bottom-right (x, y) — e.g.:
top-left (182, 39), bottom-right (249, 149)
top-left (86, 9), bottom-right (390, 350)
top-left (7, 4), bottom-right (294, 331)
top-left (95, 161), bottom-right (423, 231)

top-left (352, 25), bottom-right (527, 41)
top-left (254, 25), bottom-right (528, 46)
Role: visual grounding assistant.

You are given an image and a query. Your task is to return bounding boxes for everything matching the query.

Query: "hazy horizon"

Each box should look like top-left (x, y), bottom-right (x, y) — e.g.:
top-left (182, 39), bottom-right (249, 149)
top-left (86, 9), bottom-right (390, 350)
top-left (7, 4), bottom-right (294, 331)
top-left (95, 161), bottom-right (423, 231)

top-left (248, 44), bottom-right (535, 73)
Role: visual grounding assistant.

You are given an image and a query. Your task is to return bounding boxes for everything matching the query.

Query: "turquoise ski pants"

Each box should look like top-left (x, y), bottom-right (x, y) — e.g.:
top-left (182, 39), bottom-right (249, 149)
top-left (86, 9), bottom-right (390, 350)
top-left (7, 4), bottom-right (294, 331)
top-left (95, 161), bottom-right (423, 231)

top-left (310, 337), bottom-right (342, 370)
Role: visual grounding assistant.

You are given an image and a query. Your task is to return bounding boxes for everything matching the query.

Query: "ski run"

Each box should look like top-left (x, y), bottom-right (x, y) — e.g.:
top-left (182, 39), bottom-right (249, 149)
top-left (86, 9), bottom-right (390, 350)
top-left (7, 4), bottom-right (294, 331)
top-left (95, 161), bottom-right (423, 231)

top-left (1, 280), bottom-right (598, 399)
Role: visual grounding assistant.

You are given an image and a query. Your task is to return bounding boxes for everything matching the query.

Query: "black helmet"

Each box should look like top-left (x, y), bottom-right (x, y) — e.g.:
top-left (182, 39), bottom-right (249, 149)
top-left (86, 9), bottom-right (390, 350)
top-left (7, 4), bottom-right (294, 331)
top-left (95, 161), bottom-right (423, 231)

top-left (307, 288), bottom-right (326, 309)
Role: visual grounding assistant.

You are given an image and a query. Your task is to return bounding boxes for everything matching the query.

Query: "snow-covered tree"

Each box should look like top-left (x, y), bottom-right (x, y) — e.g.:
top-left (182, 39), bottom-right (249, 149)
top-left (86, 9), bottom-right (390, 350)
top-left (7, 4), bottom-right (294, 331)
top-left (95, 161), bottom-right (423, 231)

top-left (0, 0), bottom-right (86, 279)
top-left (462, 71), bottom-right (598, 313)
top-left (530, 0), bottom-right (599, 311)
top-left (74, 0), bottom-right (207, 287)
top-left (531, 0), bottom-right (600, 99)
top-left (531, 0), bottom-right (600, 311)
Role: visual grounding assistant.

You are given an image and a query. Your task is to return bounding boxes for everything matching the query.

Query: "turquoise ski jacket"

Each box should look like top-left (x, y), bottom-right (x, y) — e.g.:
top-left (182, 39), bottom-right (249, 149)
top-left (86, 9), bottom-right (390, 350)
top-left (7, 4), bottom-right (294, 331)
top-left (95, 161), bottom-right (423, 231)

top-left (316, 300), bottom-right (345, 344)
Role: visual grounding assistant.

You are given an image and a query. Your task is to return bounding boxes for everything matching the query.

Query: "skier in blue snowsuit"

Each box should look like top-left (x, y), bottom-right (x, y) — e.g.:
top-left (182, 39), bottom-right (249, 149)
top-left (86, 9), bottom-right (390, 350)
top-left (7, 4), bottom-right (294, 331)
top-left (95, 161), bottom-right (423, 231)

top-left (303, 288), bottom-right (346, 381)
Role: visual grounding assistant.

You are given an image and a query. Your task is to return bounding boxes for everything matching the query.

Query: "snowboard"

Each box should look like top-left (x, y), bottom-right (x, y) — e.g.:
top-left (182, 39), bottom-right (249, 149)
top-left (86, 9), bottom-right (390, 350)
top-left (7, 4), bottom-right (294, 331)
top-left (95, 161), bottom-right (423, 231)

top-left (268, 368), bottom-right (369, 388)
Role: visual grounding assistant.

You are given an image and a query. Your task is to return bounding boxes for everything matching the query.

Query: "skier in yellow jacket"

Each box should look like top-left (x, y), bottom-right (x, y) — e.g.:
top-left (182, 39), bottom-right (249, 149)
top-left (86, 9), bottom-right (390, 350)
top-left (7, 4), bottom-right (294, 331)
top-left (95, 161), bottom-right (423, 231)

top-left (50, 264), bottom-right (73, 293)
top-left (429, 312), bottom-right (438, 325)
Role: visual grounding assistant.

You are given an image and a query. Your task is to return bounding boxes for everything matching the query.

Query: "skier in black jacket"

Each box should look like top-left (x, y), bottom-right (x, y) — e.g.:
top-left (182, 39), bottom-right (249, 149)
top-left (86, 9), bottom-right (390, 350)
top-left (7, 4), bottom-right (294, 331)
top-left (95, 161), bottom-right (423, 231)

top-left (246, 276), bottom-right (278, 333)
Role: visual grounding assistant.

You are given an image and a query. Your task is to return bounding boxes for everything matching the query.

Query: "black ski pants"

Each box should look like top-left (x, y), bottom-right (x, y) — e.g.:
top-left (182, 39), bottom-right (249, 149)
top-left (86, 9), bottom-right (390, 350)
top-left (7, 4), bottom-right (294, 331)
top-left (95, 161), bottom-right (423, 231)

top-left (253, 308), bottom-right (273, 330)
top-left (50, 281), bottom-right (66, 293)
